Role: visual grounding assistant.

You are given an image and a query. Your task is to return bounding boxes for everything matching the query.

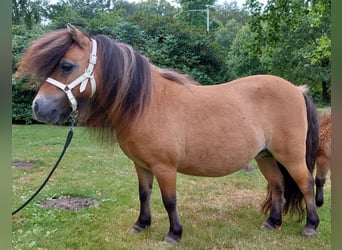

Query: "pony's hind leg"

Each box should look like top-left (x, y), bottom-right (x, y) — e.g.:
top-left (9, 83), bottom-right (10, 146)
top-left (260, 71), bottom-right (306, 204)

top-left (256, 156), bottom-right (285, 231)
top-left (287, 162), bottom-right (319, 237)
top-left (132, 164), bottom-right (154, 233)
top-left (315, 154), bottom-right (330, 207)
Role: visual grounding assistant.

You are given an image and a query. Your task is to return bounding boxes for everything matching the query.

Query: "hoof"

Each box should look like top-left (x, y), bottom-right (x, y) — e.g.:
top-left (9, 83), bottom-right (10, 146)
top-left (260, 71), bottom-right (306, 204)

top-left (260, 221), bottom-right (281, 231)
top-left (131, 224), bottom-right (148, 233)
top-left (302, 227), bottom-right (318, 238)
top-left (163, 236), bottom-right (179, 245)
top-left (315, 199), bottom-right (324, 208)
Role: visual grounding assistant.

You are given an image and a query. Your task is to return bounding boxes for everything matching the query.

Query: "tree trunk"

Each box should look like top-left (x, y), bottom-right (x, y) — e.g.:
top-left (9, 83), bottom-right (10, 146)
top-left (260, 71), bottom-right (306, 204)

top-left (322, 80), bottom-right (330, 104)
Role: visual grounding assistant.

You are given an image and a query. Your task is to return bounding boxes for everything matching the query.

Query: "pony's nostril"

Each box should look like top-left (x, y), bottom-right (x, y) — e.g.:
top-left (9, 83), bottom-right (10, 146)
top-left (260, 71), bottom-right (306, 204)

top-left (33, 101), bottom-right (39, 113)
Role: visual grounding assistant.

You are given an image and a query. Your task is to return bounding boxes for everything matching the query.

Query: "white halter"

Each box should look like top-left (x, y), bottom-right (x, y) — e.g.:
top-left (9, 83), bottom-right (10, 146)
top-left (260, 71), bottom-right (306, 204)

top-left (46, 39), bottom-right (97, 112)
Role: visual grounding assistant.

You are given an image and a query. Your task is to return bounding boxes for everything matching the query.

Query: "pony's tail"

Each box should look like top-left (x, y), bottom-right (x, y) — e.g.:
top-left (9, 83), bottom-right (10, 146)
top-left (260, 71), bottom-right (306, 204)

top-left (303, 93), bottom-right (320, 173)
top-left (261, 93), bottom-right (319, 220)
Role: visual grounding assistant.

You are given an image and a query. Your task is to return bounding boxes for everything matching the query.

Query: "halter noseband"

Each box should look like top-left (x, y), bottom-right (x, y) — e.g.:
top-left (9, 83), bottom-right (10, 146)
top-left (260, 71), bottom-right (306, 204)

top-left (45, 38), bottom-right (97, 112)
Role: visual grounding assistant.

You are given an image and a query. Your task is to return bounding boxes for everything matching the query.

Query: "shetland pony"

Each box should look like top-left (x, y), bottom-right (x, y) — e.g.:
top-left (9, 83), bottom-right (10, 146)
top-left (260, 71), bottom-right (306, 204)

top-left (315, 109), bottom-right (331, 207)
top-left (16, 24), bottom-right (320, 243)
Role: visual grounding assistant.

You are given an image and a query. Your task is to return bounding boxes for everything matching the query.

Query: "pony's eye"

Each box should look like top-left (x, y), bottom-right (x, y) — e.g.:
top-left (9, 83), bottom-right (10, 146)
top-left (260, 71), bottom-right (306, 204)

top-left (60, 62), bottom-right (74, 74)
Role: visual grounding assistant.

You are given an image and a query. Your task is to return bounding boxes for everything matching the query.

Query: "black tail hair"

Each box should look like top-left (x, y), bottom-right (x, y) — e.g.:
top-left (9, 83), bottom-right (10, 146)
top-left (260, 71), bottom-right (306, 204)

top-left (303, 94), bottom-right (320, 172)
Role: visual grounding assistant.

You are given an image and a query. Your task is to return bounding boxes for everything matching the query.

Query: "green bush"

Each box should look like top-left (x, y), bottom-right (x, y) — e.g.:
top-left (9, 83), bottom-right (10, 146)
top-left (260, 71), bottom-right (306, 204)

top-left (12, 79), bottom-right (36, 124)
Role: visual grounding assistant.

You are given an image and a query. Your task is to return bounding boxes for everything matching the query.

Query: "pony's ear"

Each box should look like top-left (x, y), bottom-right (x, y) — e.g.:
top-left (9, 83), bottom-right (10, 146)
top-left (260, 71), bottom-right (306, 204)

top-left (67, 23), bottom-right (90, 48)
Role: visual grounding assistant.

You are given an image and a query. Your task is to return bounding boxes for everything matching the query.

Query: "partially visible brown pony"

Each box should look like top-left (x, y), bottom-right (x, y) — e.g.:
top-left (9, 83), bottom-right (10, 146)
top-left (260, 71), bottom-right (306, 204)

top-left (315, 109), bottom-right (331, 207)
top-left (16, 24), bottom-right (320, 244)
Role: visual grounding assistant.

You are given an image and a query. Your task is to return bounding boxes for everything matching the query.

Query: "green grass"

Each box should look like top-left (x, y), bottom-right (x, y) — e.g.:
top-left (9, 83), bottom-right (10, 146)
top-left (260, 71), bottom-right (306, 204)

top-left (12, 125), bottom-right (331, 249)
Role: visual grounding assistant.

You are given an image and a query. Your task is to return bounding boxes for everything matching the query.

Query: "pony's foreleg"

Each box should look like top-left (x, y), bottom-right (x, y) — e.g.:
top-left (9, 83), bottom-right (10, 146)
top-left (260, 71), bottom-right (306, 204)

top-left (132, 164), bottom-right (154, 233)
top-left (257, 157), bottom-right (285, 231)
top-left (154, 167), bottom-right (182, 244)
top-left (315, 155), bottom-right (330, 207)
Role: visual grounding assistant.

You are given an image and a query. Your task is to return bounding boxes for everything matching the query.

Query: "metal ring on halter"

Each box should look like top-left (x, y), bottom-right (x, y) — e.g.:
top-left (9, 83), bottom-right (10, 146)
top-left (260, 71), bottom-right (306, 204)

top-left (69, 111), bottom-right (78, 129)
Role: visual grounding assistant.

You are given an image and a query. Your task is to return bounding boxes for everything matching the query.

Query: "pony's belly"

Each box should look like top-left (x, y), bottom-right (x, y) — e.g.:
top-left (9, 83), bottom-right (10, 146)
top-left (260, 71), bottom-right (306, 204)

top-left (177, 138), bottom-right (260, 177)
top-left (177, 159), bottom-right (249, 177)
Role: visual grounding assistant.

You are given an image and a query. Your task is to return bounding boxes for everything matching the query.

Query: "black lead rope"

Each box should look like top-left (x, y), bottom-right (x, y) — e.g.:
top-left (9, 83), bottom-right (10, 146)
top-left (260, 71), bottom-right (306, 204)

top-left (12, 115), bottom-right (77, 216)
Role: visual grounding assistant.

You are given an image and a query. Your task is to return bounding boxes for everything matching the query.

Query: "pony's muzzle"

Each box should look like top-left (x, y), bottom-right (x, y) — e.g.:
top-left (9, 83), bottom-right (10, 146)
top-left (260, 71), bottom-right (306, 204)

top-left (32, 95), bottom-right (71, 124)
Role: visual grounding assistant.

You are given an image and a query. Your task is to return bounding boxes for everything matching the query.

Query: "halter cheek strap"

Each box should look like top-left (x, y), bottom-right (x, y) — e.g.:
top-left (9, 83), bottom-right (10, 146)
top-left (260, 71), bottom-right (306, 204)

top-left (46, 38), bottom-right (97, 112)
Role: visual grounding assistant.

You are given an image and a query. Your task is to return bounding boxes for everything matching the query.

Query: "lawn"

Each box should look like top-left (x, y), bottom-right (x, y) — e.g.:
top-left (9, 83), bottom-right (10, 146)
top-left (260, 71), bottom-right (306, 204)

top-left (12, 125), bottom-right (331, 249)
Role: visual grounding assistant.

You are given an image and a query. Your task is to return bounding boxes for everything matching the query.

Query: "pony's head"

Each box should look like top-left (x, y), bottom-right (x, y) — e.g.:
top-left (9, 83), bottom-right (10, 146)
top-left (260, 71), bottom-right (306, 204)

top-left (17, 24), bottom-right (152, 130)
top-left (16, 24), bottom-right (97, 124)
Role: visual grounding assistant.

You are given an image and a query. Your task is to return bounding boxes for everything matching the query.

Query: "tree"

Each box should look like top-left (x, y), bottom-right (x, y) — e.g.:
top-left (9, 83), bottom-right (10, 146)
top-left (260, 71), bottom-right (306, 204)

top-left (47, 0), bottom-right (114, 29)
top-left (227, 24), bottom-right (266, 80)
top-left (214, 1), bottom-right (250, 58)
top-left (12, 0), bottom-right (49, 29)
top-left (127, 2), bottom-right (227, 84)
top-left (135, 0), bottom-right (178, 16)
top-left (213, 0), bottom-right (249, 25)
top-left (247, 0), bottom-right (331, 104)
top-left (12, 24), bottom-right (46, 124)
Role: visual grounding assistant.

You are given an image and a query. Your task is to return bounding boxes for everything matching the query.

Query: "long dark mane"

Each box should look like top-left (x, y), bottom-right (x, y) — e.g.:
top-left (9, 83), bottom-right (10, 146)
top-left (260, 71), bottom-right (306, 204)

top-left (85, 34), bottom-right (153, 139)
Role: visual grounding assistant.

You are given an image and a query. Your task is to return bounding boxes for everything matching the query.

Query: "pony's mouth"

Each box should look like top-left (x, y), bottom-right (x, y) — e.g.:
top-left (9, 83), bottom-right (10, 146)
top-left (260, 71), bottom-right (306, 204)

top-left (33, 109), bottom-right (70, 125)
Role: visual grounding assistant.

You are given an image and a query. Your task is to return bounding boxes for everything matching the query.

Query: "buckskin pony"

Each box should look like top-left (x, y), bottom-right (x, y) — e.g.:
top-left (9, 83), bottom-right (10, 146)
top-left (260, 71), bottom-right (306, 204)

top-left (16, 24), bottom-right (320, 243)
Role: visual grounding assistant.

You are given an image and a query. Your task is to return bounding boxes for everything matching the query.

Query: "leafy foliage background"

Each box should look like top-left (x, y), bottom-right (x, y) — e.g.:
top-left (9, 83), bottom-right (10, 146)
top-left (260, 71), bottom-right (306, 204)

top-left (12, 0), bottom-right (331, 124)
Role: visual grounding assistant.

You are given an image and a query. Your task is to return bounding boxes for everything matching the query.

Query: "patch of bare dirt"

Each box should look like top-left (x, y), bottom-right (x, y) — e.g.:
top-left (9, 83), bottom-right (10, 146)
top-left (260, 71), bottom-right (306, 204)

top-left (12, 162), bottom-right (34, 169)
top-left (40, 196), bottom-right (99, 211)
top-left (16, 176), bottom-right (33, 184)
